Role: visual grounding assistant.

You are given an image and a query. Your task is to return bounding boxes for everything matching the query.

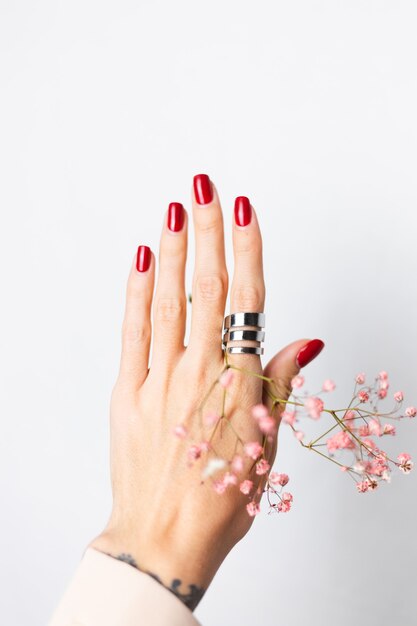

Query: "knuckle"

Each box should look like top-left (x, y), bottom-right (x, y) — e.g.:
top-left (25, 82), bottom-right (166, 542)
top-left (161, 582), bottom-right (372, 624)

top-left (232, 284), bottom-right (264, 311)
top-left (122, 323), bottom-right (150, 348)
top-left (197, 218), bottom-right (219, 235)
top-left (155, 296), bottom-right (185, 322)
top-left (196, 273), bottom-right (228, 302)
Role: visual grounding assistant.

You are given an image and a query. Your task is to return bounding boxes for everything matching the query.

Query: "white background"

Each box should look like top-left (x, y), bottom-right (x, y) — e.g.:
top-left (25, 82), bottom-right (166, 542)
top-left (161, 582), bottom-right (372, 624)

top-left (1, 1), bottom-right (416, 625)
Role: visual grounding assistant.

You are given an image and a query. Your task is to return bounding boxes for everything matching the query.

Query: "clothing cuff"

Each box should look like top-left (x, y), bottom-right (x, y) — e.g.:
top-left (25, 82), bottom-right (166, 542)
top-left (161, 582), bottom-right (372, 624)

top-left (49, 547), bottom-right (201, 626)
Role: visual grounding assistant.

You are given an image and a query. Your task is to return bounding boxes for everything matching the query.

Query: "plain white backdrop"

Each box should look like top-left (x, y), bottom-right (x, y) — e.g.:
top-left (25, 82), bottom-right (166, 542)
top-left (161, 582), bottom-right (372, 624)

top-left (1, 1), bottom-right (416, 624)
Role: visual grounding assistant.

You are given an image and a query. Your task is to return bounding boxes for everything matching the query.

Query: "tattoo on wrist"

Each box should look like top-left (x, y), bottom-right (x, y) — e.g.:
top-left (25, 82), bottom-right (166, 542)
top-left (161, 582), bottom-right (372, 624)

top-left (108, 552), bottom-right (206, 611)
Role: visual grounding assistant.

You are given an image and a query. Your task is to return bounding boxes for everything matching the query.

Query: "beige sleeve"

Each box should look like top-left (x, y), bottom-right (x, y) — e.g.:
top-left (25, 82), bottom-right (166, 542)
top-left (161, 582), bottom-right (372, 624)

top-left (48, 548), bottom-right (201, 626)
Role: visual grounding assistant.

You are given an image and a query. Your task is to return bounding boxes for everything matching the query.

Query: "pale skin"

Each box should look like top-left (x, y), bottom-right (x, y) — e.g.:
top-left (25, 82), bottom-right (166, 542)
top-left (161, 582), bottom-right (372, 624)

top-left (90, 175), bottom-right (323, 610)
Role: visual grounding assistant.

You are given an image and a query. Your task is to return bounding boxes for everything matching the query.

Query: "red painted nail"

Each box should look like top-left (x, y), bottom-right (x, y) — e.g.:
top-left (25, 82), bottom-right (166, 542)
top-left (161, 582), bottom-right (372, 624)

top-left (136, 245), bottom-right (151, 272)
top-left (234, 196), bottom-right (252, 226)
top-left (193, 174), bottom-right (213, 205)
top-left (296, 339), bottom-right (325, 368)
top-left (168, 202), bottom-right (184, 232)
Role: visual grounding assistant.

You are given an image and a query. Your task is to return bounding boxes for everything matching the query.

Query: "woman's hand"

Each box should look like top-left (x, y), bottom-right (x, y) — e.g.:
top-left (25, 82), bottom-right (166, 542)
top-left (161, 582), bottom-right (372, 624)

top-left (90, 174), bottom-right (324, 609)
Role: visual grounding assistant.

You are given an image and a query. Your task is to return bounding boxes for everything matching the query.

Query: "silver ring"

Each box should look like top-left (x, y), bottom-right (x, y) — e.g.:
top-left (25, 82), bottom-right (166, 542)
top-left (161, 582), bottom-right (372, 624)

top-left (223, 312), bottom-right (265, 329)
top-left (225, 346), bottom-right (264, 355)
top-left (222, 329), bottom-right (265, 343)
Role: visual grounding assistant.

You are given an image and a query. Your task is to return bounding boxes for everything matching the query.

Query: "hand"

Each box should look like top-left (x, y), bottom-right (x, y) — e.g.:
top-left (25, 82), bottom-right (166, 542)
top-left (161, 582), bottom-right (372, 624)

top-left (90, 174), bottom-right (324, 610)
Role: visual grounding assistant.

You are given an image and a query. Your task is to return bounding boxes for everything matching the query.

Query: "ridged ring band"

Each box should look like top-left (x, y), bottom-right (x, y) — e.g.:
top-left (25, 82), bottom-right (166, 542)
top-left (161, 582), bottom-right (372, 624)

top-left (225, 346), bottom-right (264, 355)
top-left (223, 312), bottom-right (265, 330)
top-left (222, 329), bottom-right (265, 343)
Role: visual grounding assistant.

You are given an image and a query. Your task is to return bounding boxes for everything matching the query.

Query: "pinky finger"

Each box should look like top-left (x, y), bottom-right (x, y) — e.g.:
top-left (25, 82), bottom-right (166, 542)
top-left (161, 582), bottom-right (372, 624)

top-left (117, 245), bottom-right (155, 390)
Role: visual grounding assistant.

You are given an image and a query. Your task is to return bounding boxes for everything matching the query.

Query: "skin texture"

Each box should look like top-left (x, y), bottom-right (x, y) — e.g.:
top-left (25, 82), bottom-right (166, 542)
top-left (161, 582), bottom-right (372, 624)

top-left (89, 177), bottom-right (320, 610)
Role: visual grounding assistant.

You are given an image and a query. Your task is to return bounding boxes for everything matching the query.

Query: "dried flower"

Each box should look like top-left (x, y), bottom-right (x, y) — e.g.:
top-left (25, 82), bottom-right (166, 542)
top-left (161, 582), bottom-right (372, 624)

top-left (269, 472), bottom-right (289, 486)
top-left (255, 459), bottom-right (270, 475)
top-left (240, 480), bottom-right (253, 495)
top-left (291, 375), bottom-right (304, 389)
top-left (246, 501), bottom-right (261, 516)
top-left (243, 441), bottom-right (263, 460)
top-left (305, 396), bottom-right (324, 419)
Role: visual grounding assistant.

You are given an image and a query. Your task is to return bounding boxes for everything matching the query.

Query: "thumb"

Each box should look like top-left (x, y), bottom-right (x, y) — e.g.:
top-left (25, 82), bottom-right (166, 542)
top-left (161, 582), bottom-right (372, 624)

top-left (262, 338), bottom-right (325, 411)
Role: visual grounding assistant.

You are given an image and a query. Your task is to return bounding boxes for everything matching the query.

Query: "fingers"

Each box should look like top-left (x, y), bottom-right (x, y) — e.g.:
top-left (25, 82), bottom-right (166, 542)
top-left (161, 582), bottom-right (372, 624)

top-left (188, 174), bottom-right (228, 358)
top-left (227, 197), bottom-right (265, 367)
top-left (150, 203), bottom-right (188, 372)
top-left (117, 246), bottom-right (155, 390)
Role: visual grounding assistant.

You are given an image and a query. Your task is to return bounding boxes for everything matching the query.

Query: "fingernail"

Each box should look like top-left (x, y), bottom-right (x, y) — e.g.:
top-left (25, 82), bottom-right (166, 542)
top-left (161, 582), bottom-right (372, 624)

top-left (234, 196), bottom-right (252, 226)
top-left (296, 339), bottom-right (325, 368)
top-left (193, 174), bottom-right (213, 205)
top-left (136, 245), bottom-right (151, 272)
top-left (168, 202), bottom-right (184, 232)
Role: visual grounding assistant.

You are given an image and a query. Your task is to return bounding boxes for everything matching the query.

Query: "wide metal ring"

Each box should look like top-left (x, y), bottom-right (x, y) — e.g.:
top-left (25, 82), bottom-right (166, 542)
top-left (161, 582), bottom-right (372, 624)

top-left (223, 312), bottom-right (265, 330)
top-left (225, 346), bottom-right (264, 355)
top-left (222, 329), bottom-right (265, 343)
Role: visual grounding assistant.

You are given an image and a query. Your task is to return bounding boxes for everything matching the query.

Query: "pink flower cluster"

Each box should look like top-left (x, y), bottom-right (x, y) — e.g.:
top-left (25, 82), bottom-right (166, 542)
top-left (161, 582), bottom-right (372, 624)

top-left (287, 369), bottom-right (415, 492)
top-left (175, 365), bottom-right (415, 517)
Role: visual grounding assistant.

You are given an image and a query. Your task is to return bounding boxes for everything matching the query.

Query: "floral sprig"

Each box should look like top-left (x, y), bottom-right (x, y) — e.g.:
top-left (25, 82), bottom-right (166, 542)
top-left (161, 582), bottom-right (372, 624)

top-left (173, 363), bottom-right (415, 517)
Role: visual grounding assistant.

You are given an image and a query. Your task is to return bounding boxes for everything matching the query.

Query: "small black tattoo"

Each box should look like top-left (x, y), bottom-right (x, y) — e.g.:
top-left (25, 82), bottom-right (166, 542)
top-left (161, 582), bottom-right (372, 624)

top-left (109, 552), bottom-right (205, 610)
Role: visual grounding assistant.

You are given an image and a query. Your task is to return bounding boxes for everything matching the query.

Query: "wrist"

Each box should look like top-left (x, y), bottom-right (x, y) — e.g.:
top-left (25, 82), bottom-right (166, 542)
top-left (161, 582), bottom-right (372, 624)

top-left (89, 530), bottom-right (210, 611)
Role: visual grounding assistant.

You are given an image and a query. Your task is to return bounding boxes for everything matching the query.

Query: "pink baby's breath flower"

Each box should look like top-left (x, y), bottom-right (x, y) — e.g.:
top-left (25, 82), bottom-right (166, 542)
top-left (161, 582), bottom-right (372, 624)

top-left (277, 493), bottom-right (292, 513)
top-left (378, 371), bottom-right (389, 380)
top-left (405, 406), bottom-right (417, 418)
top-left (231, 454), bottom-right (244, 473)
top-left (305, 396), bottom-right (324, 419)
top-left (362, 438), bottom-right (378, 453)
top-left (282, 410), bottom-right (296, 426)
top-left (358, 390), bottom-right (369, 403)
top-left (397, 453), bottom-right (414, 474)
top-left (394, 391), bottom-right (404, 403)
top-left (379, 379), bottom-right (389, 391)
top-left (343, 410), bottom-right (356, 430)
top-left (252, 404), bottom-right (269, 419)
top-left (240, 479), bottom-right (253, 495)
top-left (258, 415), bottom-right (276, 435)
top-left (223, 472), bottom-right (238, 486)
top-left (188, 444), bottom-right (202, 461)
top-left (355, 372), bottom-right (366, 384)
top-left (358, 424), bottom-right (370, 437)
top-left (255, 459), bottom-right (270, 475)
top-left (383, 423), bottom-right (396, 436)
top-left (322, 379), bottom-right (336, 392)
top-left (294, 430), bottom-right (305, 441)
top-left (368, 419), bottom-right (383, 437)
top-left (327, 430), bottom-right (355, 453)
top-left (378, 389), bottom-right (388, 399)
top-left (173, 424), bottom-right (188, 439)
top-left (244, 441), bottom-right (263, 460)
top-left (291, 375), bottom-right (305, 389)
top-left (204, 411), bottom-right (220, 426)
top-left (219, 368), bottom-right (234, 388)
top-left (213, 479), bottom-right (227, 494)
top-left (269, 472), bottom-right (289, 486)
top-left (356, 480), bottom-right (369, 493)
top-left (246, 501), bottom-right (261, 516)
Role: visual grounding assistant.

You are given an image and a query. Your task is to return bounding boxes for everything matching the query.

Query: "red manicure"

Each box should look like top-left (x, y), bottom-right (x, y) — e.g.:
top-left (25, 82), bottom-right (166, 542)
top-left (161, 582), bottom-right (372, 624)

top-left (168, 202), bottom-right (184, 232)
top-left (296, 339), bottom-right (325, 368)
top-left (234, 196), bottom-right (252, 226)
top-left (136, 245), bottom-right (151, 272)
top-left (193, 174), bottom-right (213, 205)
